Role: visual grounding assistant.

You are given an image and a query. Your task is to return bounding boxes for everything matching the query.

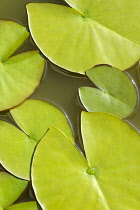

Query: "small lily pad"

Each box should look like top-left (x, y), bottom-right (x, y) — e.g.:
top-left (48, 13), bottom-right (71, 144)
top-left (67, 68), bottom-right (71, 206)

top-left (0, 20), bottom-right (45, 111)
top-left (27, 1), bottom-right (140, 73)
top-left (0, 171), bottom-right (28, 209)
top-left (79, 66), bottom-right (137, 118)
top-left (4, 201), bottom-right (39, 210)
top-left (32, 113), bottom-right (140, 209)
top-left (0, 99), bottom-right (74, 180)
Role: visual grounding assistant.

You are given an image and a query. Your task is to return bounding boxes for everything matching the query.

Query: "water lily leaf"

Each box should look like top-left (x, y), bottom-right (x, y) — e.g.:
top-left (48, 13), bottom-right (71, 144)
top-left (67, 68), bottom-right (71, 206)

top-left (81, 112), bottom-right (140, 209)
top-left (0, 20), bottom-right (29, 62)
top-left (4, 201), bottom-right (39, 210)
top-left (0, 171), bottom-right (28, 209)
top-left (0, 20), bottom-right (45, 111)
top-left (32, 127), bottom-right (108, 209)
top-left (32, 113), bottom-right (140, 209)
top-left (10, 99), bottom-right (74, 142)
top-left (0, 99), bottom-right (74, 180)
top-left (0, 121), bottom-right (36, 180)
top-left (79, 66), bottom-right (137, 118)
top-left (27, 2), bottom-right (140, 74)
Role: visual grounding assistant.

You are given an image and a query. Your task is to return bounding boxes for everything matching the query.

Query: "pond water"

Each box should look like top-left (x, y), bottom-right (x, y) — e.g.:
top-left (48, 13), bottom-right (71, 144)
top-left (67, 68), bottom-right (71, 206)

top-left (0, 0), bottom-right (140, 206)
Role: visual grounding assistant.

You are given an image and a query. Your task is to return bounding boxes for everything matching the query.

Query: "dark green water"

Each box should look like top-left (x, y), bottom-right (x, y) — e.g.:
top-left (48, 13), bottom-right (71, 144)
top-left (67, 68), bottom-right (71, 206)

top-left (0, 0), bottom-right (140, 207)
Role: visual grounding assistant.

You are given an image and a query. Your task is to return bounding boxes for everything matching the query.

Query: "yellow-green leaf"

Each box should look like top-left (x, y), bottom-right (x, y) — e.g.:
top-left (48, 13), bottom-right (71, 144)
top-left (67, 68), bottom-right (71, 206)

top-left (0, 171), bottom-right (27, 209)
top-left (79, 66), bottom-right (137, 118)
top-left (27, 1), bottom-right (140, 74)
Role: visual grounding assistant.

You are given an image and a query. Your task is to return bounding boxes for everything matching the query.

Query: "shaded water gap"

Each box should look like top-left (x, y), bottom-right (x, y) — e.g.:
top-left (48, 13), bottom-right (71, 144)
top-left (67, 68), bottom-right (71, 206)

top-left (124, 61), bottom-right (140, 133)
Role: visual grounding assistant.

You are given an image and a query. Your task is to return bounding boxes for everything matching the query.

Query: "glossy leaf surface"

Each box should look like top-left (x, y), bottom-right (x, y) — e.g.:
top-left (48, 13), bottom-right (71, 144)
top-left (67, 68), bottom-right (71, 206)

top-left (0, 20), bottom-right (45, 111)
top-left (79, 66), bottom-right (137, 118)
top-left (81, 112), bottom-right (140, 209)
top-left (0, 100), bottom-right (73, 180)
top-left (32, 114), bottom-right (140, 209)
top-left (0, 171), bottom-right (27, 209)
top-left (5, 201), bottom-right (39, 210)
top-left (27, 2), bottom-right (140, 74)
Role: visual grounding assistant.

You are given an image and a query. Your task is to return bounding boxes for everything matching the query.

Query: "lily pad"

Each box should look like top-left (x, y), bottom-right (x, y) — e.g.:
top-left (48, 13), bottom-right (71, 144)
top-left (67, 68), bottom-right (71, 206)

top-left (27, 1), bottom-right (140, 74)
top-left (0, 171), bottom-right (27, 209)
top-left (0, 20), bottom-right (45, 111)
top-left (0, 99), bottom-right (74, 180)
top-left (0, 20), bottom-right (28, 62)
top-left (79, 66), bottom-right (137, 118)
top-left (32, 113), bottom-right (140, 209)
top-left (10, 99), bottom-right (74, 142)
top-left (4, 201), bottom-right (39, 210)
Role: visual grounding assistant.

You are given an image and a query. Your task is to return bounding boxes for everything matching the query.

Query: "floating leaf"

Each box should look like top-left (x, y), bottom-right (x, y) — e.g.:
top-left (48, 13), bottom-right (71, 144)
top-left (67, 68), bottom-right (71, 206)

top-left (10, 99), bottom-right (74, 142)
top-left (0, 99), bottom-right (74, 180)
top-left (32, 113), bottom-right (140, 209)
top-left (79, 66), bottom-right (137, 118)
top-left (31, 127), bottom-right (96, 210)
top-left (5, 201), bottom-right (39, 210)
top-left (81, 112), bottom-right (140, 209)
top-left (0, 171), bottom-right (27, 209)
top-left (0, 20), bottom-right (29, 62)
top-left (27, 2), bottom-right (140, 74)
top-left (0, 20), bottom-right (45, 111)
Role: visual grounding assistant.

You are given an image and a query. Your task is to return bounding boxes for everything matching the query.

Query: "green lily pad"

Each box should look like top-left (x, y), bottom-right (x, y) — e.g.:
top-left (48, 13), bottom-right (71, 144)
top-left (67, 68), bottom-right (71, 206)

top-left (81, 112), bottom-right (140, 209)
top-left (0, 171), bottom-right (27, 209)
top-left (0, 99), bottom-right (74, 180)
top-left (32, 113), bottom-right (140, 209)
top-left (79, 66), bottom-right (137, 118)
top-left (10, 99), bottom-right (74, 142)
top-left (0, 20), bottom-right (29, 62)
top-left (4, 201), bottom-right (39, 210)
top-left (27, 2), bottom-right (140, 74)
top-left (0, 20), bottom-right (45, 111)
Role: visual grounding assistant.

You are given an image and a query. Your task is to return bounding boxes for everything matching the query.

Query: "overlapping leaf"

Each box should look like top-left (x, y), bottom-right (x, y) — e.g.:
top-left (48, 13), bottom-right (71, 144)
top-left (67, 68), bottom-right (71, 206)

top-left (79, 66), bottom-right (137, 118)
top-left (31, 113), bottom-right (140, 209)
top-left (0, 20), bottom-right (45, 111)
top-left (0, 99), bottom-right (74, 180)
top-left (0, 171), bottom-right (27, 209)
top-left (27, 1), bottom-right (140, 74)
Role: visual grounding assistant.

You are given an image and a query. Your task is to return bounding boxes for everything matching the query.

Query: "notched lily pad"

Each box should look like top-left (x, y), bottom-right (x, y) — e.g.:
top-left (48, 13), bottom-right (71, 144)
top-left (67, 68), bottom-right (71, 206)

top-left (0, 171), bottom-right (28, 209)
top-left (0, 20), bottom-right (45, 111)
top-left (27, 1), bottom-right (140, 74)
top-left (31, 113), bottom-right (140, 209)
top-left (79, 65), bottom-right (137, 118)
top-left (4, 201), bottom-right (39, 210)
top-left (0, 99), bottom-right (74, 180)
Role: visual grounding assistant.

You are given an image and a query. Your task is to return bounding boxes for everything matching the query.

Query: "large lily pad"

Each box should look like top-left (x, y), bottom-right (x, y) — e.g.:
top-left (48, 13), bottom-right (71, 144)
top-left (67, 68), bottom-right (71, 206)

top-left (79, 66), bottom-right (137, 118)
top-left (81, 112), bottom-right (140, 209)
top-left (0, 171), bottom-right (27, 209)
top-left (32, 113), bottom-right (140, 209)
top-left (27, 1), bottom-right (140, 74)
top-left (4, 201), bottom-right (39, 210)
top-left (0, 20), bottom-right (45, 111)
top-left (0, 99), bottom-right (74, 180)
